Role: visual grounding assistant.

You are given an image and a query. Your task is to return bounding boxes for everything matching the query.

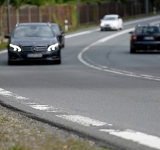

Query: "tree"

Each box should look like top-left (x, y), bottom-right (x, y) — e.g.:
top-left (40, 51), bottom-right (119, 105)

top-left (0, 0), bottom-right (5, 37)
top-left (0, 0), bottom-right (5, 6)
top-left (10, 0), bottom-right (25, 22)
top-left (25, 0), bottom-right (53, 22)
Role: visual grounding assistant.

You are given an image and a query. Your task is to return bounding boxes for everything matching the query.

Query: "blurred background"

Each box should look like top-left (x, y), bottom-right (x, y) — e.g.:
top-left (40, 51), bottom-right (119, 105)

top-left (0, 0), bottom-right (159, 39)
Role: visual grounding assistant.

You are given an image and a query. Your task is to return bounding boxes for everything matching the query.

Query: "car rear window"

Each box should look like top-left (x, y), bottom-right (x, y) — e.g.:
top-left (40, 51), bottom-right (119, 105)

top-left (13, 25), bottom-right (55, 38)
top-left (136, 26), bottom-right (160, 34)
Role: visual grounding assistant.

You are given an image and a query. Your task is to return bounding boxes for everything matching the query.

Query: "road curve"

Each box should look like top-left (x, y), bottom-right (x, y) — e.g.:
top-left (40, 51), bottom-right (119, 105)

top-left (1, 16), bottom-right (160, 150)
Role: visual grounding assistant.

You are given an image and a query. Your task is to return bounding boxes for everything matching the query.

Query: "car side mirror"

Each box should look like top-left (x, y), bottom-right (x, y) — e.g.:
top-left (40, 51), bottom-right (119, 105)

top-left (61, 31), bottom-right (64, 34)
top-left (4, 34), bottom-right (11, 39)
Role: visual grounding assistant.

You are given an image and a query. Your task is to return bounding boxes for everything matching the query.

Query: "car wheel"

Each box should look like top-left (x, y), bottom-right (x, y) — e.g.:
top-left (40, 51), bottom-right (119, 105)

top-left (130, 47), bottom-right (136, 53)
top-left (56, 59), bottom-right (61, 64)
top-left (55, 51), bottom-right (61, 64)
top-left (116, 27), bottom-right (119, 31)
top-left (100, 28), bottom-right (103, 31)
top-left (62, 43), bottom-right (65, 48)
top-left (8, 60), bottom-right (13, 65)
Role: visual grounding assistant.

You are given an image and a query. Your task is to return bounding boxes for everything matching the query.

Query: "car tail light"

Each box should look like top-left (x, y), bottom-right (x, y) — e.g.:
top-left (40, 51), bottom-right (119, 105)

top-left (132, 35), bottom-right (137, 42)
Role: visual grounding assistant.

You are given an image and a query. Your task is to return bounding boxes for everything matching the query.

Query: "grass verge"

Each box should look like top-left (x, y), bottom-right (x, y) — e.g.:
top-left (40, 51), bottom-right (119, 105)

top-left (0, 42), bottom-right (8, 50)
top-left (0, 107), bottom-right (110, 150)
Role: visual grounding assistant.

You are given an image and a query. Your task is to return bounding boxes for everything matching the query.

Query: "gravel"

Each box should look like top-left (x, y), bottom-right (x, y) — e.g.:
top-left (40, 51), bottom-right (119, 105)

top-left (0, 104), bottom-right (109, 150)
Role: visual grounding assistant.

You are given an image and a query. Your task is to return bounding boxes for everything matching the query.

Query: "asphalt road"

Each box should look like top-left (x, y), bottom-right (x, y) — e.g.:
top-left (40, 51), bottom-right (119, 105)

top-left (1, 16), bottom-right (160, 150)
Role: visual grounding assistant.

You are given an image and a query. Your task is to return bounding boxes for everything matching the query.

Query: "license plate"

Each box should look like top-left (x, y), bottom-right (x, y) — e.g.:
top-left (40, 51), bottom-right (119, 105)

top-left (144, 37), bottom-right (154, 40)
top-left (27, 54), bottom-right (42, 58)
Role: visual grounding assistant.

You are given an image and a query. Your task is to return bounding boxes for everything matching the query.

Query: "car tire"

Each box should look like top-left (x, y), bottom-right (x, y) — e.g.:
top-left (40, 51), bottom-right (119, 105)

top-left (55, 51), bottom-right (61, 64)
top-left (56, 59), bottom-right (61, 64)
top-left (62, 43), bottom-right (65, 48)
top-left (130, 47), bottom-right (136, 53)
top-left (8, 60), bottom-right (13, 65)
top-left (100, 28), bottom-right (103, 31)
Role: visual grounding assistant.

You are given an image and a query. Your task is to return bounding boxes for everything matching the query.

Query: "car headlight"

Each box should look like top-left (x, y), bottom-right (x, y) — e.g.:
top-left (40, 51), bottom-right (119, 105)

top-left (9, 44), bottom-right (21, 52)
top-left (100, 23), bottom-right (104, 27)
top-left (47, 43), bottom-right (59, 51)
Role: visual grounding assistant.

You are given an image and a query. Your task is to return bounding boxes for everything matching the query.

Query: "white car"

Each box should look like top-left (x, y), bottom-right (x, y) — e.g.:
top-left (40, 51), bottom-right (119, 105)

top-left (100, 14), bottom-right (123, 31)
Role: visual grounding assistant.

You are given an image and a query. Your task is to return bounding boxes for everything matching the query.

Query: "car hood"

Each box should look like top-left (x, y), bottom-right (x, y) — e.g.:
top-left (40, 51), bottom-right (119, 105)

top-left (101, 20), bottom-right (118, 24)
top-left (11, 37), bottom-right (58, 46)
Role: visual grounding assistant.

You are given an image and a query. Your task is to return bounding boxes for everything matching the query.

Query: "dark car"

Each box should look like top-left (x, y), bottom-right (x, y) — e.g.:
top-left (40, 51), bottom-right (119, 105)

top-left (129, 24), bottom-right (160, 53)
top-left (5, 22), bottom-right (61, 65)
top-left (50, 23), bottom-right (65, 48)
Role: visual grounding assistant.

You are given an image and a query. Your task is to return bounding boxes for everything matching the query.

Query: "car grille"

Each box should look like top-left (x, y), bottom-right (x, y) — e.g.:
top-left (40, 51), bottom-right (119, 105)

top-left (105, 24), bottom-right (110, 27)
top-left (21, 46), bottom-right (47, 52)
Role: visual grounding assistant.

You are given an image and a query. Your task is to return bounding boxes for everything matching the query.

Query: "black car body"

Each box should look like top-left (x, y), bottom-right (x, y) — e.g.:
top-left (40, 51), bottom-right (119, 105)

top-left (129, 24), bottom-right (160, 53)
top-left (50, 23), bottom-right (65, 48)
top-left (5, 22), bottom-right (61, 65)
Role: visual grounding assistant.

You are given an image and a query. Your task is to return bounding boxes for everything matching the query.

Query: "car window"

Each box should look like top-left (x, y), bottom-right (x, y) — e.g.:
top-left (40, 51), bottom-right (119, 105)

top-left (103, 17), bottom-right (117, 20)
top-left (13, 25), bottom-right (55, 38)
top-left (136, 26), bottom-right (160, 34)
top-left (51, 25), bottom-right (60, 35)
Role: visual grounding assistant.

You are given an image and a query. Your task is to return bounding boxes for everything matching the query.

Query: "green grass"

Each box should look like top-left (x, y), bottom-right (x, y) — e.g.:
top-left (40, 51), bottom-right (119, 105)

top-left (0, 113), bottom-right (110, 150)
top-left (0, 42), bottom-right (8, 50)
top-left (66, 11), bottom-right (160, 33)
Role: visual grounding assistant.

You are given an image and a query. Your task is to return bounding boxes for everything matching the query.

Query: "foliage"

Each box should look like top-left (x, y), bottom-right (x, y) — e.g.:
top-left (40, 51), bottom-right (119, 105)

top-left (25, 0), bottom-right (53, 7)
top-left (0, 42), bottom-right (8, 50)
top-left (3, 0), bottom-right (156, 6)
top-left (0, 0), bottom-right (5, 6)
top-left (10, 0), bottom-right (24, 9)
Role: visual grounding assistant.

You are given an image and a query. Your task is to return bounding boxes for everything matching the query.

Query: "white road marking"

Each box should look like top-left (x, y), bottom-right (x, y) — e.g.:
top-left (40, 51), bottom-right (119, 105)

top-left (0, 50), bottom-right (7, 54)
top-left (66, 29), bottom-right (99, 38)
top-left (0, 88), bottom-right (12, 96)
top-left (0, 87), bottom-right (160, 149)
top-left (66, 16), bottom-right (160, 39)
top-left (56, 115), bottom-right (111, 127)
top-left (100, 129), bottom-right (160, 150)
top-left (30, 105), bottom-right (54, 111)
top-left (0, 17), bottom-right (160, 149)
top-left (78, 20), bottom-right (160, 82)
top-left (15, 96), bottom-right (29, 100)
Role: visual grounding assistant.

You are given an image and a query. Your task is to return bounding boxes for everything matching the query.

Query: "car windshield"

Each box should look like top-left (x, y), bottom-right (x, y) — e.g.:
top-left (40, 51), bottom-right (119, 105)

top-left (51, 25), bottom-right (60, 35)
top-left (103, 17), bottom-right (117, 20)
top-left (13, 25), bottom-right (55, 38)
top-left (136, 26), bottom-right (160, 34)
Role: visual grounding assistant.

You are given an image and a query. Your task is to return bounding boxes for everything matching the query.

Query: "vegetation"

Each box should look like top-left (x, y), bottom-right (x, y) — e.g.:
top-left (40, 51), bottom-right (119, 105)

top-left (0, 111), bottom-right (110, 150)
top-left (1, 0), bottom-right (160, 6)
top-left (0, 42), bottom-right (8, 50)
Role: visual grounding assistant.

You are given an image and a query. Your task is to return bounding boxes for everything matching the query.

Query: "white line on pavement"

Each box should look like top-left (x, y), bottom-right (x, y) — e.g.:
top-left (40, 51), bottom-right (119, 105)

top-left (78, 20), bottom-right (160, 82)
top-left (66, 16), bottom-right (160, 39)
top-left (100, 129), bottom-right (160, 150)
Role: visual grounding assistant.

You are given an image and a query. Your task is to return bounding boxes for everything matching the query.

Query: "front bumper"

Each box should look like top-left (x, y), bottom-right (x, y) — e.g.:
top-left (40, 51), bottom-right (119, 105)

top-left (100, 25), bottom-right (117, 30)
top-left (8, 49), bottom-right (61, 62)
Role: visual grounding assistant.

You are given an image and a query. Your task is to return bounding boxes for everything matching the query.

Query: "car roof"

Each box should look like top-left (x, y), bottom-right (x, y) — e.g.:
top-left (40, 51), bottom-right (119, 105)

top-left (50, 23), bottom-right (59, 26)
top-left (16, 22), bottom-right (51, 26)
top-left (136, 24), bottom-right (159, 27)
top-left (104, 14), bottom-right (118, 17)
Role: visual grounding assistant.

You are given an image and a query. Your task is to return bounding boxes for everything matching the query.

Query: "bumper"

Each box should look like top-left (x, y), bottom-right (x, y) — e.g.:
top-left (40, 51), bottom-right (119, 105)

top-left (132, 42), bottom-right (160, 50)
top-left (8, 50), bottom-right (61, 62)
top-left (100, 25), bottom-right (117, 30)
